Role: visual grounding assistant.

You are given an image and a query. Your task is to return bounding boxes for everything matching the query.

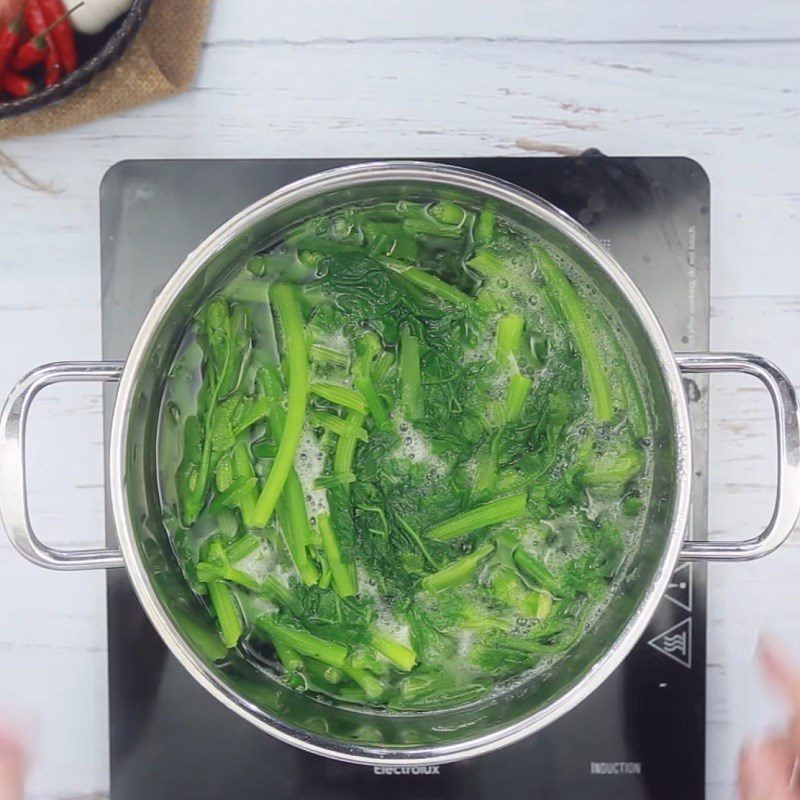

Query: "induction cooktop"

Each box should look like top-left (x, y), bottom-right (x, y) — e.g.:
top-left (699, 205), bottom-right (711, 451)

top-left (101, 155), bottom-right (710, 800)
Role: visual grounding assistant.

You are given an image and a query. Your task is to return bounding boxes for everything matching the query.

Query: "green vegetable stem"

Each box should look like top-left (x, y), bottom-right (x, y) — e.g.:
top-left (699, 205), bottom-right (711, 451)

top-left (421, 543), bottom-right (494, 592)
top-left (256, 361), bottom-right (319, 586)
top-left (370, 632), bottom-right (417, 672)
top-left (474, 207), bottom-right (495, 245)
top-left (512, 549), bottom-right (561, 596)
top-left (252, 283), bottom-right (309, 529)
top-left (399, 326), bottom-right (423, 421)
top-left (334, 410), bottom-right (366, 486)
top-left (309, 381), bottom-right (368, 414)
top-left (309, 410), bottom-right (368, 442)
top-left (200, 539), bottom-right (243, 648)
top-left (317, 511), bottom-right (358, 597)
top-left (534, 246), bottom-right (613, 423)
top-left (257, 617), bottom-right (348, 669)
top-left (353, 332), bottom-right (390, 427)
top-left (426, 493), bottom-right (528, 541)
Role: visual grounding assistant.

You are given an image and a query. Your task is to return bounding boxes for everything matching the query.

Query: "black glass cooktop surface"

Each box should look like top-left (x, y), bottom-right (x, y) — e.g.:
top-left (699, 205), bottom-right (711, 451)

top-left (101, 156), bottom-right (709, 800)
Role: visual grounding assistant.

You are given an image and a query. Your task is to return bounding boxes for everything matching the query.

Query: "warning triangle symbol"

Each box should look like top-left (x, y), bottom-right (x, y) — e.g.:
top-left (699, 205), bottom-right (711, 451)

top-left (665, 562), bottom-right (692, 612)
top-left (648, 618), bottom-right (692, 669)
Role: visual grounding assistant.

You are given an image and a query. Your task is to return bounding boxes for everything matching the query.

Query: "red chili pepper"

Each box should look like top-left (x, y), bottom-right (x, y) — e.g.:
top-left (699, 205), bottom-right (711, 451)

top-left (1, 69), bottom-right (34, 97)
top-left (43, 59), bottom-right (60, 85)
top-left (12, 3), bottom-right (75, 72)
top-left (11, 6), bottom-right (78, 72)
top-left (38, 0), bottom-right (76, 73)
top-left (23, 0), bottom-right (60, 76)
top-left (0, 13), bottom-right (22, 77)
top-left (23, 0), bottom-right (50, 42)
top-left (11, 33), bottom-right (47, 70)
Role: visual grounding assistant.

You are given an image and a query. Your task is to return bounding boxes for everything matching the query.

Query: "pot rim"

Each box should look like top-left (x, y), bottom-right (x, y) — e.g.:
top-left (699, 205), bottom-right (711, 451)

top-left (108, 160), bottom-right (692, 765)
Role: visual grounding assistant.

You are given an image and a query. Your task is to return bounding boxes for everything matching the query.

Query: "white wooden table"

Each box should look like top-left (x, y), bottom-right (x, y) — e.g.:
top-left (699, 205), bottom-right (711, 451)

top-left (0, 2), bottom-right (798, 797)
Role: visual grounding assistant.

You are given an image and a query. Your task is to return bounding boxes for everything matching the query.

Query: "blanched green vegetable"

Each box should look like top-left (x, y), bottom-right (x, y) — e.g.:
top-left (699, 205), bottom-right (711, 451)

top-left (489, 565), bottom-right (541, 617)
top-left (257, 617), bottom-right (348, 669)
top-left (252, 283), bottom-right (308, 529)
top-left (309, 382), bottom-right (368, 414)
top-left (533, 245), bottom-right (613, 423)
top-left (273, 639), bottom-right (304, 674)
top-left (256, 362), bottom-right (319, 586)
top-left (474, 207), bottom-right (495, 245)
top-left (225, 534), bottom-right (261, 564)
top-left (399, 326), bottom-right (422, 421)
top-left (371, 632), bottom-right (417, 672)
top-left (207, 580), bottom-right (242, 648)
top-left (334, 410), bottom-right (366, 483)
top-left (513, 549), bottom-right (561, 596)
top-left (421, 543), bottom-right (494, 591)
top-left (425, 493), bottom-right (528, 542)
top-left (353, 333), bottom-right (390, 427)
top-left (379, 258), bottom-right (473, 307)
top-left (200, 540), bottom-right (243, 648)
top-left (161, 195), bottom-right (653, 711)
top-left (580, 447), bottom-right (644, 496)
top-left (505, 373), bottom-right (532, 422)
top-left (496, 314), bottom-right (524, 365)
top-left (317, 511), bottom-right (357, 597)
top-left (177, 297), bottom-right (256, 527)
top-left (342, 664), bottom-right (384, 699)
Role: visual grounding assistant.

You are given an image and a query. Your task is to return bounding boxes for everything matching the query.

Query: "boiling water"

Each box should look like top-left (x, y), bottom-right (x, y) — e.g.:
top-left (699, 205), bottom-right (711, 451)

top-left (157, 196), bottom-right (654, 710)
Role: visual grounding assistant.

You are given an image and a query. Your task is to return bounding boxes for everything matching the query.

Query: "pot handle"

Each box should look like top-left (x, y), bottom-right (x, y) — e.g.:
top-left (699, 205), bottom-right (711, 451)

top-left (676, 352), bottom-right (800, 561)
top-left (0, 361), bottom-right (126, 570)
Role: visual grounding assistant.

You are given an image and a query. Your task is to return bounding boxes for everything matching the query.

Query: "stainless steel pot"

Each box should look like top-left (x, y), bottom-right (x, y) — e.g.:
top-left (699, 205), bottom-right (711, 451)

top-left (2, 162), bottom-right (798, 765)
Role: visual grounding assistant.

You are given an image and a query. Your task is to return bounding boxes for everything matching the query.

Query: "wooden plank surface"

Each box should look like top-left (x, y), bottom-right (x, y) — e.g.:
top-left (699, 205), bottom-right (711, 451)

top-left (0, 2), bottom-right (798, 797)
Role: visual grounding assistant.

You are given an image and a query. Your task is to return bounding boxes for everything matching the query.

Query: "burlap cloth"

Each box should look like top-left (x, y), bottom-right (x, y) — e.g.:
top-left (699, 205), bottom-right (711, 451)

top-left (0, 0), bottom-right (212, 139)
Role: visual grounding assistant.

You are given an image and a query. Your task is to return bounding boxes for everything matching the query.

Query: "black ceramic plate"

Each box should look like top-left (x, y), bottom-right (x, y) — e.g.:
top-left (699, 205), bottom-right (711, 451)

top-left (0, 0), bottom-right (153, 120)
